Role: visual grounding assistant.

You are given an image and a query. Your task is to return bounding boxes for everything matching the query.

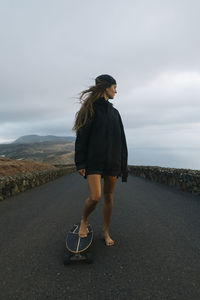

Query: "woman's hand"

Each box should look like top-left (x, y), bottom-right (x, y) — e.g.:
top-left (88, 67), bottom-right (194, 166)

top-left (78, 168), bottom-right (86, 177)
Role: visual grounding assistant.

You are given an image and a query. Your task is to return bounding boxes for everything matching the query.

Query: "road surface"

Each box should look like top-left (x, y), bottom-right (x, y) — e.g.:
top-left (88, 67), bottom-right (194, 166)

top-left (0, 172), bottom-right (200, 299)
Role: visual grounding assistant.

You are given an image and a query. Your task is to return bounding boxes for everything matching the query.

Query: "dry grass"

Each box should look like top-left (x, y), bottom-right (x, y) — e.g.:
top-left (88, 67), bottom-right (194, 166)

top-left (0, 157), bottom-right (57, 176)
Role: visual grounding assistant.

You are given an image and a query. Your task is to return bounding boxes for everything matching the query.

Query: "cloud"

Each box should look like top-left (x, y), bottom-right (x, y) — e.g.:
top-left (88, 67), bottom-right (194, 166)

top-left (0, 0), bottom-right (200, 168)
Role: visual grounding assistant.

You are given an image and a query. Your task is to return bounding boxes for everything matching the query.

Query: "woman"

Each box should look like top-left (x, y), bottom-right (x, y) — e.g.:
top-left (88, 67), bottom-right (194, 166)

top-left (72, 74), bottom-right (128, 246)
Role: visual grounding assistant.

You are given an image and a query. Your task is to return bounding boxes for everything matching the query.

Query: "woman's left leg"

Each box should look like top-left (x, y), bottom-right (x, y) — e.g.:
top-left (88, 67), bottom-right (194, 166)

top-left (102, 175), bottom-right (117, 246)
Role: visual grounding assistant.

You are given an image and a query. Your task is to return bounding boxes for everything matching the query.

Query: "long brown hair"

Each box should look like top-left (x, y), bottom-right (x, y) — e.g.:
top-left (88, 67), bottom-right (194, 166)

top-left (72, 81), bottom-right (109, 135)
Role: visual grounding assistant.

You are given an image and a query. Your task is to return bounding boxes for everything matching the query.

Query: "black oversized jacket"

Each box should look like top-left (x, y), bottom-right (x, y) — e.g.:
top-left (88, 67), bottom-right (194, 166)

top-left (74, 96), bottom-right (129, 182)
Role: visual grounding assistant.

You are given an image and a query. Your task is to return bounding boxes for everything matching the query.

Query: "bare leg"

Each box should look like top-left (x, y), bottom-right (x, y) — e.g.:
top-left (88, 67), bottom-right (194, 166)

top-left (102, 175), bottom-right (117, 246)
top-left (79, 197), bottom-right (98, 237)
top-left (79, 174), bottom-right (101, 238)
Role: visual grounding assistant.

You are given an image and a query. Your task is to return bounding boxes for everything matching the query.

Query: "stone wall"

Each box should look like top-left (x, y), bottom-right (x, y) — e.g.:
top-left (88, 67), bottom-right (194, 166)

top-left (1, 164), bottom-right (199, 201)
top-left (0, 165), bottom-right (76, 201)
top-left (129, 165), bottom-right (200, 196)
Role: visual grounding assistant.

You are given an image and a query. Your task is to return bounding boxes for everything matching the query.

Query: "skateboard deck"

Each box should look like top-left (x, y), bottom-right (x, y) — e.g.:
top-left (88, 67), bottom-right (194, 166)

top-left (64, 222), bottom-right (93, 264)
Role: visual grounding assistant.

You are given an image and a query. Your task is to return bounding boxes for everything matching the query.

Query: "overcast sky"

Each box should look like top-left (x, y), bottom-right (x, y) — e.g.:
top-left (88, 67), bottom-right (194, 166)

top-left (0, 0), bottom-right (200, 169)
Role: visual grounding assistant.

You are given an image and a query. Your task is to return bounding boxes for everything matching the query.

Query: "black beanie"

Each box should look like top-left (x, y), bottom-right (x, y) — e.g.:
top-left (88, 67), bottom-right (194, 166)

top-left (95, 74), bottom-right (116, 87)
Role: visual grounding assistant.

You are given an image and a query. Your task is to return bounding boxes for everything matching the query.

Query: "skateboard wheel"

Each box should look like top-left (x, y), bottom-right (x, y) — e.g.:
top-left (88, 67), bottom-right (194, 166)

top-left (63, 253), bottom-right (71, 265)
top-left (85, 252), bottom-right (93, 264)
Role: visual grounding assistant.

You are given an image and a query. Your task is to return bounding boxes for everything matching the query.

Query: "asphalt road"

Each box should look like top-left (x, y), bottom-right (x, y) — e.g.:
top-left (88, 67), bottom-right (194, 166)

top-left (0, 171), bottom-right (200, 300)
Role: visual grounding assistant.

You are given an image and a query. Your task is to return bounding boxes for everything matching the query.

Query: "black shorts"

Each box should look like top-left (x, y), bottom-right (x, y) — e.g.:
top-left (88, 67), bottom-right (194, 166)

top-left (84, 169), bottom-right (119, 179)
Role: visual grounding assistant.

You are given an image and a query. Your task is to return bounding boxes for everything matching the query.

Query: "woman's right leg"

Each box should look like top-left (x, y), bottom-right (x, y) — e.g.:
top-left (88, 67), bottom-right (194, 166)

top-left (78, 174), bottom-right (102, 238)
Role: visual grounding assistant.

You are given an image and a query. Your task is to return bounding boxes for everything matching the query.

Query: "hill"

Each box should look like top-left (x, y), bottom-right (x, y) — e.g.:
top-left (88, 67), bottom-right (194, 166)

top-left (12, 134), bottom-right (75, 144)
top-left (0, 135), bottom-right (76, 165)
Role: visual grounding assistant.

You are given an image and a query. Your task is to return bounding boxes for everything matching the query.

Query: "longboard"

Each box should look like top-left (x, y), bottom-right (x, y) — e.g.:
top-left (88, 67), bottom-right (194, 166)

top-left (63, 222), bottom-right (93, 264)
